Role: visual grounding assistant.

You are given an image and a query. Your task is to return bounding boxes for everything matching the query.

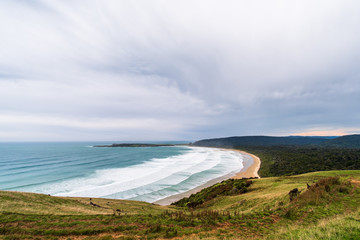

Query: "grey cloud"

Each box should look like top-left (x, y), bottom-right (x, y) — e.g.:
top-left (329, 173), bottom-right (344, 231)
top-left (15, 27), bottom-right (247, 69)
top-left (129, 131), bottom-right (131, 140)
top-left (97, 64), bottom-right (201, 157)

top-left (0, 0), bottom-right (360, 141)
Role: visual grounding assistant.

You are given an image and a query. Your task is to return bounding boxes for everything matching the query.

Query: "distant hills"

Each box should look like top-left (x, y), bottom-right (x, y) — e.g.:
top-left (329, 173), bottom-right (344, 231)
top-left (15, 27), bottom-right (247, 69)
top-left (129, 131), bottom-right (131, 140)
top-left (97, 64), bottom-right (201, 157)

top-left (192, 134), bottom-right (360, 148)
top-left (322, 134), bottom-right (360, 148)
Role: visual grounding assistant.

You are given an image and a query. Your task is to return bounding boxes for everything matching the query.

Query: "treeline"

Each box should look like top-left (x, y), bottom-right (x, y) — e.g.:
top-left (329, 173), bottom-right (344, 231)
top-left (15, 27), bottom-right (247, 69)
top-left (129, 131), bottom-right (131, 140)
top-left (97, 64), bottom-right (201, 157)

top-left (192, 134), bottom-right (360, 149)
top-left (241, 146), bottom-right (360, 177)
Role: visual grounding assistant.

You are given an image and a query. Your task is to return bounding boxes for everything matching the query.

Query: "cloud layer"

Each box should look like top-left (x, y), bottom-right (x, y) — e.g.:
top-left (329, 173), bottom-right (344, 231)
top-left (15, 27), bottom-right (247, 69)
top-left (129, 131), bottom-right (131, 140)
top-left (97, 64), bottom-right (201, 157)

top-left (1, 0), bottom-right (360, 141)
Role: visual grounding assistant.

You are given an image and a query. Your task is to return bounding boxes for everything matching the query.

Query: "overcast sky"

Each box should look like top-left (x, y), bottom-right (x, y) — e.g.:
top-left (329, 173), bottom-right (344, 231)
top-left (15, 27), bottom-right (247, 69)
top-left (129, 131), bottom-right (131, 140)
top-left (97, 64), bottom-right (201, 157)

top-left (1, 0), bottom-right (360, 141)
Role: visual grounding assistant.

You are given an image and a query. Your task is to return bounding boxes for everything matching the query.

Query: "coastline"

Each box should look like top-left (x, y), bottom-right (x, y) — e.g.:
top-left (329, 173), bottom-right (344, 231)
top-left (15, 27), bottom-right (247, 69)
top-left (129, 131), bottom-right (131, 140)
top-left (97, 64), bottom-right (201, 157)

top-left (154, 148), bottom-right (261, 206)
top-left (230, 149), bottom-right (261, 179)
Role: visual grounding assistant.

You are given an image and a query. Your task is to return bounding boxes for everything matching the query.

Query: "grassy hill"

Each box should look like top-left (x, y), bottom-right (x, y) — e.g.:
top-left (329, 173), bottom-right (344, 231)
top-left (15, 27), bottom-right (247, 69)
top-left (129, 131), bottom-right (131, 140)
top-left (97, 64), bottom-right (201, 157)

top-left (1, 170), bottom-right (360, 239)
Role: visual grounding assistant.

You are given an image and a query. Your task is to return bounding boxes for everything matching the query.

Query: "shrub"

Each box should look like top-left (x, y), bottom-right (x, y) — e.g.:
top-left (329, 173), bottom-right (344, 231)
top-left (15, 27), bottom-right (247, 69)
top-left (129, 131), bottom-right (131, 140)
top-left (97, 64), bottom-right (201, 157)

top-left (172, 178), bottom-right (253, 208)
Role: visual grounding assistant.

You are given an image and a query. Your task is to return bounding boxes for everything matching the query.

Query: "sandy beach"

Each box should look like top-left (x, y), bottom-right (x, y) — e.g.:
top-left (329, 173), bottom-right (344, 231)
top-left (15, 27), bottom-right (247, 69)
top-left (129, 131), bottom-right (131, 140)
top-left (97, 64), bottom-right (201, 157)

top-left (230, 149), bottom-right (261, 179)
top-left (154, 148), bottom-right (261, 206)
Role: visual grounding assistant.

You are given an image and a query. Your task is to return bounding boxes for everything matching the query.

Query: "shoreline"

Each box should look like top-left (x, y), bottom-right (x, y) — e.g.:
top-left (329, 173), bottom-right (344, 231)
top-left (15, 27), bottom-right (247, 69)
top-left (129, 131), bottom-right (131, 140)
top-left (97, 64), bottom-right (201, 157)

top-left (154, 148), bottom-right (261, 206)
top-left (230, 149), bottom-right (261, 179)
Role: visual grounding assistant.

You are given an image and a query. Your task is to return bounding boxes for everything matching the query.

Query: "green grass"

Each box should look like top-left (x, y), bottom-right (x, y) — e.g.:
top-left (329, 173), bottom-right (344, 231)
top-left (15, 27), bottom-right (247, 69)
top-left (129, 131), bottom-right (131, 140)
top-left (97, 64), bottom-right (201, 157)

top-left (0, 191), bottom-right (171, 216)
top-left (265, 208), bottom-right (360, 240)
top-left (1, 170), bottom-right (360, 239)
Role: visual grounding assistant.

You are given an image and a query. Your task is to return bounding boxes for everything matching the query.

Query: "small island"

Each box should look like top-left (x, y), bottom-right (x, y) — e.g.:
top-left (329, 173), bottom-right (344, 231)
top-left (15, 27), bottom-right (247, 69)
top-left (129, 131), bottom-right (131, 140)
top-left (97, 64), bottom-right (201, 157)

top-left (93, 143), bottom-right (177, 147)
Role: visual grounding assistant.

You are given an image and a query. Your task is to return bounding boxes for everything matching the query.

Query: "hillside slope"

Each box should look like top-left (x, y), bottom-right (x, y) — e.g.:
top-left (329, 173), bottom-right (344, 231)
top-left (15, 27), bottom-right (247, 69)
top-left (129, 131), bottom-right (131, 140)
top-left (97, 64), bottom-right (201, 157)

top-left (324, 134), bottom-right (360, 148)
top-left (1, 170), bottom-right (359, 239)
top-left (0, 190), bottom-right (169, 216)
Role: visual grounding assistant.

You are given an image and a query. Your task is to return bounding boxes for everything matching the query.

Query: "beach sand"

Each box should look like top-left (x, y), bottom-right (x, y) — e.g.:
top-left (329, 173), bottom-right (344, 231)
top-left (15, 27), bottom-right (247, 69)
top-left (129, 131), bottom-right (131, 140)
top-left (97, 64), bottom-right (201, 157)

top-left (154, 148), bottom-right (261, 206)
top-left (231, 149), bottom-right (261, 179)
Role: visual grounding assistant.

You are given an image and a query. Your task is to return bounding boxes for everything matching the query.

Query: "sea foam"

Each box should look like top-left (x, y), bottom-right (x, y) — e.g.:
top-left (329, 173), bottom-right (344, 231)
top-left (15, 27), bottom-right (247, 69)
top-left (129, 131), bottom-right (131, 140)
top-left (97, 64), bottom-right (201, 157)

top-left (38, 147), bottom-right (244, 202)
top-left (0, 143), bottom-right (245, 203)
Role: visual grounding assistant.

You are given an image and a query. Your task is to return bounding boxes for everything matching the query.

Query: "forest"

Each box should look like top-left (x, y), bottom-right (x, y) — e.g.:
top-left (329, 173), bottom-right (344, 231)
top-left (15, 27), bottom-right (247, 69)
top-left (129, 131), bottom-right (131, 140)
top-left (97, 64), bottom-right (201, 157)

top-left (193, 134), bottom-right (360, 177)
top-left (241, 146), bottom-right (360, 177)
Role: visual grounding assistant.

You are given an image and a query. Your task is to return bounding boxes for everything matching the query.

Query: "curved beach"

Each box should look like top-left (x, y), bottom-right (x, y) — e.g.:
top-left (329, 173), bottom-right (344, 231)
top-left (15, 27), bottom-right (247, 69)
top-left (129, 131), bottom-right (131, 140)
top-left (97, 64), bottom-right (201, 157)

top-left (154, 148), bottom-right (261, 205)
top-left (231, 149), bottom-right (261, 179)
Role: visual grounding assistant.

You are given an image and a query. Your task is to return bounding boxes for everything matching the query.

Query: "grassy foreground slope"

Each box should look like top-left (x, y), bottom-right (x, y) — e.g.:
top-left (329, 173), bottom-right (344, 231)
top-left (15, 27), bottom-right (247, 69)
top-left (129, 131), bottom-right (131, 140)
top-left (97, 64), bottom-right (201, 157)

top-left (0, 190), bottom-right (170, 216)
top-left (1, 170), bottom-right (360, 239)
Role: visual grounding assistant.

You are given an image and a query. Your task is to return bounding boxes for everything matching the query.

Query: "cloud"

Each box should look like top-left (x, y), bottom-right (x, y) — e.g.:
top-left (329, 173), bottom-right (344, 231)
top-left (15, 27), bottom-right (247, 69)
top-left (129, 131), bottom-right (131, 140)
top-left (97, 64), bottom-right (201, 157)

top-left (0, 0), bottom-right (360, 141)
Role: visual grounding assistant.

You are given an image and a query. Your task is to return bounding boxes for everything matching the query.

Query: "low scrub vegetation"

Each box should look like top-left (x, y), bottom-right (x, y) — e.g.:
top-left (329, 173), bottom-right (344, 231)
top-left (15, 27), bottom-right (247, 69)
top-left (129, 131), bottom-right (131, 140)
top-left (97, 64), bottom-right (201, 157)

top-left (283, 176), bottom-right (355, 221)
top-left (173, 178), bottom-right (253, 208)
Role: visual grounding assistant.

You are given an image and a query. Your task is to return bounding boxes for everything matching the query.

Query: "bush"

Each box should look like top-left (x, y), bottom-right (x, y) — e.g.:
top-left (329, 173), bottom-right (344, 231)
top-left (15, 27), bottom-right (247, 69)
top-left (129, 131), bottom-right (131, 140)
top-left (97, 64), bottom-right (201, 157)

top-left (172, 179), bottom-right (253, 208)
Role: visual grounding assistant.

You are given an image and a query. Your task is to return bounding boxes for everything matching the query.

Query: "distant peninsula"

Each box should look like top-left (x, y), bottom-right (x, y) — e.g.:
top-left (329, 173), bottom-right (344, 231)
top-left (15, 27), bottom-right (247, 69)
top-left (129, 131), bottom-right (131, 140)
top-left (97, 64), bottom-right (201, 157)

top-left (93, 143), bottom-right (176, 147)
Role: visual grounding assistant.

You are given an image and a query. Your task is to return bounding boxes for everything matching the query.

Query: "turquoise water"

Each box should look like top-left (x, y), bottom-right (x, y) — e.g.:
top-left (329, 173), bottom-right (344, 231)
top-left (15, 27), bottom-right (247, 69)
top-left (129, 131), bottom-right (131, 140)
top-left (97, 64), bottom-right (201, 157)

top-left (0, 142), bottom-right (244, 202)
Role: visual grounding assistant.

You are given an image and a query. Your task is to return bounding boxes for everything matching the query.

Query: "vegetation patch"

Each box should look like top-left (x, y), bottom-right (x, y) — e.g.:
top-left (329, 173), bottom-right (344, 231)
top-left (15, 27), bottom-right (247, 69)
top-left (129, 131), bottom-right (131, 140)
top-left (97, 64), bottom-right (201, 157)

top-left (172, 178), bottom-right (253, 208)
top-left (282, 176), bottom-right (355, 222)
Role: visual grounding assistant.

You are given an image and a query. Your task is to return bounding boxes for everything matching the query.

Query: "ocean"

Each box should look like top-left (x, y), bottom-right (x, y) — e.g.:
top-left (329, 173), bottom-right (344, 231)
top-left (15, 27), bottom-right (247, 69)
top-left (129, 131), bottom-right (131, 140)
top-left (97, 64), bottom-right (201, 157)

top-left (0, 142), bottom-right (245, 203)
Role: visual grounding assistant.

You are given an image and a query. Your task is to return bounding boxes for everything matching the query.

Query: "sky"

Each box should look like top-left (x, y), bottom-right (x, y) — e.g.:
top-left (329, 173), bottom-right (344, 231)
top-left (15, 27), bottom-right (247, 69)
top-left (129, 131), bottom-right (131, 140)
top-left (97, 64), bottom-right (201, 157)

top-left (1, 0), bottom-right (360, 141)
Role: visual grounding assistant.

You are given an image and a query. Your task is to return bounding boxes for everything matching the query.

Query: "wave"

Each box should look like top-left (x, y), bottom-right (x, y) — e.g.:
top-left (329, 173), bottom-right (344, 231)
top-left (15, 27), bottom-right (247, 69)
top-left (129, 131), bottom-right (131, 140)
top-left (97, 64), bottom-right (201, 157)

top-left (35, 147), bottom-right (244, 202)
